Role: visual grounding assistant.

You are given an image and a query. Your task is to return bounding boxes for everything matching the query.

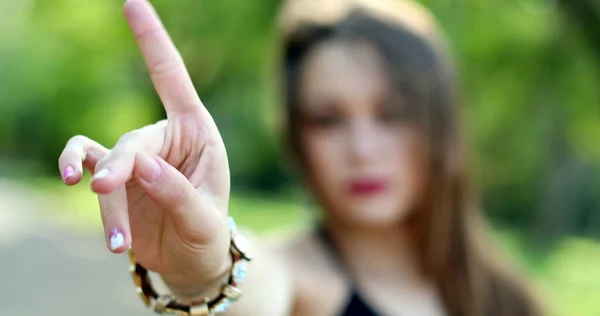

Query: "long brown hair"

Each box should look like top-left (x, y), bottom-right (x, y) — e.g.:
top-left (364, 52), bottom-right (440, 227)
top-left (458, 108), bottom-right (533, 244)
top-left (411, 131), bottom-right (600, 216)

top-left (276, 1), bottom-right (544, 315)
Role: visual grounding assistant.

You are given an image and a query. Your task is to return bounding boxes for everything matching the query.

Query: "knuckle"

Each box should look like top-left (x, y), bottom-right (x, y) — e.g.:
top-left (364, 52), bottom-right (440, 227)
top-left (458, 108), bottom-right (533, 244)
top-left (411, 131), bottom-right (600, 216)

top-left (117, 130), bottom-right (142, 144)
top-left (67, 135), bottom-right (89, 147)
top-left (149, 59), bottom-right (181, 77)
top-left (94, 152), bottom-right (114, 172)
top-left (99, 203), bottom-right (116, 218)
top-left (63, 135), bottom-right (91, 161)
top-left (99, 201), bottom-right (122, 221)
top-left (135, 26), bottom-right (163, 43)
top-left (94, 160), bottom-right (108, 173)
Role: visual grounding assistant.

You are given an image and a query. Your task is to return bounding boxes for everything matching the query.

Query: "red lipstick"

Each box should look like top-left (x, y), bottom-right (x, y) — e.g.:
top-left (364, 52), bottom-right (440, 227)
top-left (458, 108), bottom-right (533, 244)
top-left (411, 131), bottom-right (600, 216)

top-left (348, 179), bottom-right (388, 196)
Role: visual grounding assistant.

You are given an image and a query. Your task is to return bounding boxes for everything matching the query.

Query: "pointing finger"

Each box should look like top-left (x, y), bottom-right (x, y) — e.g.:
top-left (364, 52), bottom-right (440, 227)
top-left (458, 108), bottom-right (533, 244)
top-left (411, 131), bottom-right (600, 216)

top-left (123, 0), bottom-right (203, 115)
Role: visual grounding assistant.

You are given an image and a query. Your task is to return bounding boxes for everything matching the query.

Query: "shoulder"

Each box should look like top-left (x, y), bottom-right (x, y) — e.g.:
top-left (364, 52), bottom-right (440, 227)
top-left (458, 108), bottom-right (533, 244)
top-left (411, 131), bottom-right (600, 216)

top-left (265, 229), bottom-right (349, 316)
top-left (266, 228), bottom-right (341, 285)
top-left (268, 229), bottom-right (327, 265)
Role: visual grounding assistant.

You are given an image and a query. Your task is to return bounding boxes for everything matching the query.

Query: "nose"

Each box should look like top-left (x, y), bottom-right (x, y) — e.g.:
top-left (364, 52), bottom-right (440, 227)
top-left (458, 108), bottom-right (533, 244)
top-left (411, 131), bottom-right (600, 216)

top-left (347, 118), bottom-right (380, 164)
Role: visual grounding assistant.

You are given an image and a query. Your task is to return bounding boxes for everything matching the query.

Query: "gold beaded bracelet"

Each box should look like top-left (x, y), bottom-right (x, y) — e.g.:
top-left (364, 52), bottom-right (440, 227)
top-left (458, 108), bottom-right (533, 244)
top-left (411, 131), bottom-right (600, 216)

top-left (129, 217), bottom-right (252, 316)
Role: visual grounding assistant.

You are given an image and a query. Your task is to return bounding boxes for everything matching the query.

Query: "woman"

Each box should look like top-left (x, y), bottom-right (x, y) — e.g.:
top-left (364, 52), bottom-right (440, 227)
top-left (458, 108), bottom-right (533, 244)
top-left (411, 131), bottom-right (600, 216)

top-left (58, 0), bottom-right (543, 315)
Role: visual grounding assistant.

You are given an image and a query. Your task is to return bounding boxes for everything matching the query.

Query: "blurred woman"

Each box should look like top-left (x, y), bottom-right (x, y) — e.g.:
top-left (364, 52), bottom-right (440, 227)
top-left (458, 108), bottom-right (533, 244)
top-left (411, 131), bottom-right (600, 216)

top-left (58, 0), bottom-right (543, 315)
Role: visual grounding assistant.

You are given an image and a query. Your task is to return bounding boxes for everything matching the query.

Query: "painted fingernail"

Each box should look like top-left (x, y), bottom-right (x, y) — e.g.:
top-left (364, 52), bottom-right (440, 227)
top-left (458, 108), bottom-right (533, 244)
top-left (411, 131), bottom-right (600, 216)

top-left (138, 154), bottom-right (162, 183)
top-left (93, 169), bottom-right (110, 181)
top-left (62, 166), bottom-right (75, 181)
top-left (109, 228), bottom-right (125, 251)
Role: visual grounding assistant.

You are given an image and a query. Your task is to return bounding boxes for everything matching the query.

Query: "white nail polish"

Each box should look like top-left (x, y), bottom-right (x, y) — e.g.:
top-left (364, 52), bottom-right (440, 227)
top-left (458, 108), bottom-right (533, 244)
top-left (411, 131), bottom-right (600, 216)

top-left (93, 169), bottom-right (110, 180)
top-left (110, 231), bottom-right (125, 251)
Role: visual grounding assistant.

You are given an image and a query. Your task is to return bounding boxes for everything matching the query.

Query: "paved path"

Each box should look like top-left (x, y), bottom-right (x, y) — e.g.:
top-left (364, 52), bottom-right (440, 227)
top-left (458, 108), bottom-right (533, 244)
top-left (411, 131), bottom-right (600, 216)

top-left (0, 179), bottom-right (153, 315)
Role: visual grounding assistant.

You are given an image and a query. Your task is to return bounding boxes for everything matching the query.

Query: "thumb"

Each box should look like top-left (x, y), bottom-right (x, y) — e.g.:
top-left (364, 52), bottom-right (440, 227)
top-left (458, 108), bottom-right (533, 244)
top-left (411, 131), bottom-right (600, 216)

top-left (133, 151), bottom-right (221, 244)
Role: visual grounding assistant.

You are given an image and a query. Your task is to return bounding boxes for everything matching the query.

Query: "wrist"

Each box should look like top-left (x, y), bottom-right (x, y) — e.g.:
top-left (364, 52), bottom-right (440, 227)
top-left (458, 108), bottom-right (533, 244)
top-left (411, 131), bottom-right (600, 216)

top-left (161, 257), bottom-right (232, 304)
top-left (129, 216), bottom-right (252, 315)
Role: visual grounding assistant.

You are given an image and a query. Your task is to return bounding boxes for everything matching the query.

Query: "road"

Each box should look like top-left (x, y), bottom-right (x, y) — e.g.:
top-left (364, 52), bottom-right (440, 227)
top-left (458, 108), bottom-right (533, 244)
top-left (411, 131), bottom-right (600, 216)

top-left (0, 179), bottom-right (152, 316)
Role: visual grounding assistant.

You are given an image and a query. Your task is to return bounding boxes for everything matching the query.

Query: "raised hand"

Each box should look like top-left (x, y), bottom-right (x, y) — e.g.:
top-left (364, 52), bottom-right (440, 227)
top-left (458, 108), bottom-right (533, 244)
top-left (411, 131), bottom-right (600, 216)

top-left (58, 0), bottom-right (232, 289)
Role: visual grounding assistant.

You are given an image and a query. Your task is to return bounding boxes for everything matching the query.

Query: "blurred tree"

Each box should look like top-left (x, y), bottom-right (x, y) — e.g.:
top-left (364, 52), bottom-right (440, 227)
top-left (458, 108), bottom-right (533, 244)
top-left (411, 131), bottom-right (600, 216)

top-left (558, 0), bottom-right (600, 64)
top-left (0, 0), bottom-right (598, 242)
top-left (421, 0), bottom-right (600, 242)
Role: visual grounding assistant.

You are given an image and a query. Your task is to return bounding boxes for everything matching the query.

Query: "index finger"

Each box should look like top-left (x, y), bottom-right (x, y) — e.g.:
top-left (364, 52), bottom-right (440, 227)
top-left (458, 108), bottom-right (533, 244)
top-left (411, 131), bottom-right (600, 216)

top-left (124, 0), bottom-right (202, 115)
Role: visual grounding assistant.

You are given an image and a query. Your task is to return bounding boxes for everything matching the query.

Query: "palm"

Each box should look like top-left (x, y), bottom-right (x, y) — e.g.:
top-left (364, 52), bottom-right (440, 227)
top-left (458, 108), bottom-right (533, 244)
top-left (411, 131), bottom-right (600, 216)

top-left (126, 115), bottom-right (230, 275)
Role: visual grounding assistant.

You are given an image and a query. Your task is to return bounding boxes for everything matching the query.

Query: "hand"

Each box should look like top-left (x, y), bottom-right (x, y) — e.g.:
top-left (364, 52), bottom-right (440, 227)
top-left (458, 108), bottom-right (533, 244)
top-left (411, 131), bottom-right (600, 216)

top-left (58, 0), bottom-right (231, 290)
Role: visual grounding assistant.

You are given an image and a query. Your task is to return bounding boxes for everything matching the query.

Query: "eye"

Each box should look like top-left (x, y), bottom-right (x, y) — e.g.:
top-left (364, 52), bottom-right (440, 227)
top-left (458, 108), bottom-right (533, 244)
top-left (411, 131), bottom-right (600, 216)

top-left (300, 99), bottom-right (345, 129)
top-left (306, 113), bottom-right (343, 128)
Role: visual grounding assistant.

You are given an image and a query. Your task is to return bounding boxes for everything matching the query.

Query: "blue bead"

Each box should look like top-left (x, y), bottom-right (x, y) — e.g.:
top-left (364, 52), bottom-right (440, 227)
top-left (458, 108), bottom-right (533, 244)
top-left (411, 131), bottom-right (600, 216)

top-left (233, 261), bottom-right (248, 283)
top-left (213, 299), bottom-right (231, 313)
top-left (227, 216), bottom-right (237, 232)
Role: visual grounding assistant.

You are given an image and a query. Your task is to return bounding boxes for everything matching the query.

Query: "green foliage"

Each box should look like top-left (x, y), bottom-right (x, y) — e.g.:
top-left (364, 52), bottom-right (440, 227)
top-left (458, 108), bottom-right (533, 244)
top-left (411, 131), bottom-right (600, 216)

top-left (422, 0), bottom-right (600, 239)
top-left (0, 0), bottom-right (598, 241)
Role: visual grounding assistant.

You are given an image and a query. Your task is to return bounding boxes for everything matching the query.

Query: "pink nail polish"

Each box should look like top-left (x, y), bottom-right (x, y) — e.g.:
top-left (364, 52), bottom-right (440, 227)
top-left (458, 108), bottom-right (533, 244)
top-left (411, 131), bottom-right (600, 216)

top-left (62, 166), bottom-right (75, 181)
top-left (109, 227), bottom-right (125, 251)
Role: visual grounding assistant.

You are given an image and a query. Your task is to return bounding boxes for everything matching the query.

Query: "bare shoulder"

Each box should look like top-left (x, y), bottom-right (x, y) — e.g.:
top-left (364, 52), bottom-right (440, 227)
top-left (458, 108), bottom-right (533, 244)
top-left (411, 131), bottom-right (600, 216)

top-left (266, 229), bottom-right (348, 316)
top-left (266, 229), bottom-right (334, 281)
top-left (268, 229), bottom-right (328, 267)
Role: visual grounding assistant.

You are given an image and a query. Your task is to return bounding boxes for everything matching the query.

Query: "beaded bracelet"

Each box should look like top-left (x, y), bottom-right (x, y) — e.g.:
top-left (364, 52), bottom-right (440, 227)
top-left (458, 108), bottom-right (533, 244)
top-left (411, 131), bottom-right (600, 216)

top-left (129, 217), bottom-right (252, 315)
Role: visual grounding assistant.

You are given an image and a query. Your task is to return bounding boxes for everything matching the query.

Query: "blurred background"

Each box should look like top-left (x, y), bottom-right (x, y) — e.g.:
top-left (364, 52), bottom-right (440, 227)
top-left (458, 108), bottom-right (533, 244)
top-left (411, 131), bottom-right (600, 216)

top-left (0, 0), bottom-right (598, 315)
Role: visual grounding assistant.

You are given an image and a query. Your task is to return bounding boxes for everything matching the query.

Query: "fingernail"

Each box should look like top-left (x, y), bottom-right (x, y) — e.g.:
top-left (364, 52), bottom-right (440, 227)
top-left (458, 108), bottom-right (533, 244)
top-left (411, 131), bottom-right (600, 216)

top-left (62, 166), bottom-right (75, 181)
top-left (93, 169), bottom-right (110, 181)
top-left (138, 154), bottom-right (162, 183)
top-left (109, 227), bottom-right (125, 251)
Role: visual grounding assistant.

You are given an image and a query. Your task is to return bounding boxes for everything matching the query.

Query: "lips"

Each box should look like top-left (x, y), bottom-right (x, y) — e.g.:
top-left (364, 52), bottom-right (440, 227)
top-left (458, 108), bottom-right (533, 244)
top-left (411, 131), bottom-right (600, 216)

top-left (348, 179), bottom-right (389, 196)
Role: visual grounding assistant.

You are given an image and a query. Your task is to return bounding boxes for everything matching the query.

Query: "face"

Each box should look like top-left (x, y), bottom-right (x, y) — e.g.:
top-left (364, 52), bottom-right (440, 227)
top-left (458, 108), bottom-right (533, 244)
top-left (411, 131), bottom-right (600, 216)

top-left (298, 40), bottom-right (427, 228)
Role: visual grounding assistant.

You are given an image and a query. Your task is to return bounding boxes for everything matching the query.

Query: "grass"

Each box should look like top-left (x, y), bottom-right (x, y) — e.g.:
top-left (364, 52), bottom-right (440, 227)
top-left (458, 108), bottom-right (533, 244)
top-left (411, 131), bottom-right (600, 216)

top-left (539, 239), bottom-right (600, 315)
top-left (494, 230), bottom-right (600, 315)
top-left (30, 177), bottom-right (600, 316)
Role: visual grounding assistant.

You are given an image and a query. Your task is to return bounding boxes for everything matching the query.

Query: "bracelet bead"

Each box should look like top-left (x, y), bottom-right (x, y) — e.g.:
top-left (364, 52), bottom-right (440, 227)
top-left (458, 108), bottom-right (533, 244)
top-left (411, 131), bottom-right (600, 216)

top-left (129, 216), bottom-right (251, 315)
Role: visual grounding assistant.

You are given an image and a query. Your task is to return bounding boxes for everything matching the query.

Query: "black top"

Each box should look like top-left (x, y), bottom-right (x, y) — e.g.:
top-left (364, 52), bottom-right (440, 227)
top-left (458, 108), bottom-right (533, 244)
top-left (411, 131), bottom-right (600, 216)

top-left (340, 291), bottom-right (381, 316)
top-left (316, 226), bottom-right (381, 316)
